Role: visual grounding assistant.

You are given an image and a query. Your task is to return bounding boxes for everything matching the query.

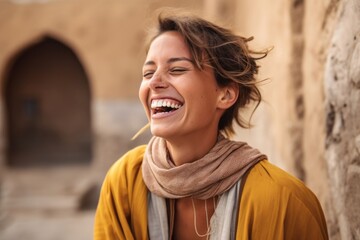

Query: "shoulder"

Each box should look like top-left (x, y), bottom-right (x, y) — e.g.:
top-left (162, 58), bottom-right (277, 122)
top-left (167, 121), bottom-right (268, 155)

top-left (95, 145), bottom-right (149, 239)
top-left (245, 160), bottom-right (318, 204)
top-left (239, 160), bottom-right (328, 239)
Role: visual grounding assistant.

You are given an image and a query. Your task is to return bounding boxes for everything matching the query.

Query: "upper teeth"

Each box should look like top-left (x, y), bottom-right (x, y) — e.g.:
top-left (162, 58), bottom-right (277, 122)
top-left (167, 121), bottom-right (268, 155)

top-left (151, 99), bottom-right (182, 109)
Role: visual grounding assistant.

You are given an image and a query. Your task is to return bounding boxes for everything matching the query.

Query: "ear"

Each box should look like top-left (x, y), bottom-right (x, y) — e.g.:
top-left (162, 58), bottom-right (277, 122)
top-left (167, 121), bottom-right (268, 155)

top-left (217, 83), bottom-right (239, 110)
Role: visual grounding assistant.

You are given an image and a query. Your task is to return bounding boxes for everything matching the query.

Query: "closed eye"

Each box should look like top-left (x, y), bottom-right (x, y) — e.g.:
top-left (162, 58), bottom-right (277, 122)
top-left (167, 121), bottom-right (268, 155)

top-left (170, 68), bottom-right (188, 75)
top-left (143, 71), bottom-right (154, 79)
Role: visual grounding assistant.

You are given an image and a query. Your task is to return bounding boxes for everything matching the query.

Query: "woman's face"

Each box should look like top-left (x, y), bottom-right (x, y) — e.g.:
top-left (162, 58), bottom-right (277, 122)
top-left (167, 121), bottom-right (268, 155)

top-left (139, 31), bottom-right (225, 140)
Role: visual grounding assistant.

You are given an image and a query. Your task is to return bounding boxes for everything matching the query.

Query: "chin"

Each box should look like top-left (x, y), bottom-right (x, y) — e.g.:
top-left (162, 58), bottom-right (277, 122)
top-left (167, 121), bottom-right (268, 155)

top-left (150, 128), bottom-right (167, 138)
top-left (150, 125), bottom-right (175, 139)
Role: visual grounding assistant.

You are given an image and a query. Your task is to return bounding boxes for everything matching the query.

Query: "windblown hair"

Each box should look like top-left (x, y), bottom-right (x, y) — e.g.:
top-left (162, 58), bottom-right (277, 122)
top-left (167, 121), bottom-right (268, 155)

top-left (146, 10), bottom-right (270, 137)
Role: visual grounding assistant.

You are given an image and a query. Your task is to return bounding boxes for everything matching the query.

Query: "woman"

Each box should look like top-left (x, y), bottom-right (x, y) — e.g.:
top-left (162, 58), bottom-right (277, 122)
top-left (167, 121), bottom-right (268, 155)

top-left (94, 11), bottom-right (328, 240)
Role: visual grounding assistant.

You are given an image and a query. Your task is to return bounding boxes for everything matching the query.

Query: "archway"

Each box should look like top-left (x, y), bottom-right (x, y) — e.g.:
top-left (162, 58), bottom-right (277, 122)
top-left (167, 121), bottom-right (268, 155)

top-left (4, 37), bottom-right (92, 167)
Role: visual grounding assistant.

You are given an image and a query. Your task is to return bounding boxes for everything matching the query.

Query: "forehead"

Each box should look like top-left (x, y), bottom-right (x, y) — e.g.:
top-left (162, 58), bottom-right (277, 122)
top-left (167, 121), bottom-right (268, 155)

top-left (146, 31), bottom-right (191, 60)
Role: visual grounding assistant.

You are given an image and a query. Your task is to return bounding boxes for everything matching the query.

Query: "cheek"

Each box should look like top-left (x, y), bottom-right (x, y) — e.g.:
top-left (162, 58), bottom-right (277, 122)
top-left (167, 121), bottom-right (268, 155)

top-left (193, 89), bottom-right (220, 114)
top-left (139, 82), bottom-right (149, 111)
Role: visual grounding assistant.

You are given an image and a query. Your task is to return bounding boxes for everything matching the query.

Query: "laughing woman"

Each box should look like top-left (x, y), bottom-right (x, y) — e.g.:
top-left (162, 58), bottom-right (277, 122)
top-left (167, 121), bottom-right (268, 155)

top-left (94, 12), bottom-right (328, 240)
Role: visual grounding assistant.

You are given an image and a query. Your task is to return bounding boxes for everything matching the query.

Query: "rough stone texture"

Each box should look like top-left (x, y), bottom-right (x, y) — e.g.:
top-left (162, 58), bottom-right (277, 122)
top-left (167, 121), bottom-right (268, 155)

top-left (324, 0), bottom-right (360, 239)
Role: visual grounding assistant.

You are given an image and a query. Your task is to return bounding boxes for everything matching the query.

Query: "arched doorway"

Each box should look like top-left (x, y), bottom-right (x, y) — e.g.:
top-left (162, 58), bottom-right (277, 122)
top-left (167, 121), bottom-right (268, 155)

top-left (4, 37), bottom-right (92, 167)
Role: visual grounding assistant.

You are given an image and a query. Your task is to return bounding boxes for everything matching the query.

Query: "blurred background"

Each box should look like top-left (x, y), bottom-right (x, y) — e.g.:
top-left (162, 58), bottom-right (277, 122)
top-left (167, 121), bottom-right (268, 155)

top-left (0, 0), bottom-right (359, 239)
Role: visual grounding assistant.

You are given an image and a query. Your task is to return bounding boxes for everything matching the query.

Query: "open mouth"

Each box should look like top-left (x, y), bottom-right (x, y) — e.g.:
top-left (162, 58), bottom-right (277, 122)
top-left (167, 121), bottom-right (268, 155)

top-left (151, 99), bottom-right (183, 114)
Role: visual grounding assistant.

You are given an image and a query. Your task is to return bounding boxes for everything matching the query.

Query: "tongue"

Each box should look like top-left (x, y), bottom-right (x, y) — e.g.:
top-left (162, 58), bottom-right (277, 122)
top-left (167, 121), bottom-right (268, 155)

top-left (155, 106), bottom-right (175, 113)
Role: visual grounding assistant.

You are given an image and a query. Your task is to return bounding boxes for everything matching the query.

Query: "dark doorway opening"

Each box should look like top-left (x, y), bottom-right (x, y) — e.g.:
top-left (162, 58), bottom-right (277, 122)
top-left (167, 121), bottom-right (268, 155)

top-left (4, 37), bottom-right (92, 167)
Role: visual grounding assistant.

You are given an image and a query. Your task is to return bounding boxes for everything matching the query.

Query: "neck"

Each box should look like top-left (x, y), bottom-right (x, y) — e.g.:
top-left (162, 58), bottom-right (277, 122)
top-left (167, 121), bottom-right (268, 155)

top-left (165, 130), bottom-right (219, 166)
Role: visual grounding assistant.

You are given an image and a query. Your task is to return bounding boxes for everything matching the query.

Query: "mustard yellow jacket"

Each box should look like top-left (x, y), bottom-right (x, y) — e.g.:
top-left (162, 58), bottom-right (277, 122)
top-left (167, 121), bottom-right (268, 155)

top-left (94, 145), bottom-right (328, 240)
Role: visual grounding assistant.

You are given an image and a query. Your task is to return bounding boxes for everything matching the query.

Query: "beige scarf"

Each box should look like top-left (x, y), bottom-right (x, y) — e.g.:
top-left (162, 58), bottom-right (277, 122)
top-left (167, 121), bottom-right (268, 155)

top-left (142, 134), bottom-right (267, 200)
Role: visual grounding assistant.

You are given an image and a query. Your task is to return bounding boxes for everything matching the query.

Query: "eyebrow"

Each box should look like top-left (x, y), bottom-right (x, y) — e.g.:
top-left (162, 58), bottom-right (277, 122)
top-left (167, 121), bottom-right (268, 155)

top-left (143, 57), bottom-right (194, 66)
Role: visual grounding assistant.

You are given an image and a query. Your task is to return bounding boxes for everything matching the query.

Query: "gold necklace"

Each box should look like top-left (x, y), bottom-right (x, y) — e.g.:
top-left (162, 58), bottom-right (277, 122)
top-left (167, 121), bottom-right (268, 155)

top-left (191, 197), bottom-right (216, 239)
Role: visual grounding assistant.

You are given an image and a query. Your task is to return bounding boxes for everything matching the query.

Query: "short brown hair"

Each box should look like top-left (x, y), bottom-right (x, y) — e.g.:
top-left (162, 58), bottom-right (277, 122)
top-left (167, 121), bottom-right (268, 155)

top-left (146, 11), bottom-right (269, 137)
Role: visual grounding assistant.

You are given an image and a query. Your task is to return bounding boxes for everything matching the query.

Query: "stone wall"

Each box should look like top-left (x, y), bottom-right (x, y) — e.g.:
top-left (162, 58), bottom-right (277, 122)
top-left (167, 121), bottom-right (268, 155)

top-left (324, 0), bottom-right (360, 239)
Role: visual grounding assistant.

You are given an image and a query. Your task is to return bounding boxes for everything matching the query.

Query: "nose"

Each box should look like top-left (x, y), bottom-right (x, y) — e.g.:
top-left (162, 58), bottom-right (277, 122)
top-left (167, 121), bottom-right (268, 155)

top-left (149, 72), bottom-right (168, 90)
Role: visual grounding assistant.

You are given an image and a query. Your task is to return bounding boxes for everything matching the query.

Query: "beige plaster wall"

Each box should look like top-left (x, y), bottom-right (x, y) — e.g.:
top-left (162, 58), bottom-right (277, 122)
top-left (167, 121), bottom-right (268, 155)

top-left (0, 0), bottom-right (204, 172)
top-left (0, 0), bottom-right (202, 99)
top-left (0, 0), bottom-right (150, 170)
top-left (231, 0), bottom-right (297, 176)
